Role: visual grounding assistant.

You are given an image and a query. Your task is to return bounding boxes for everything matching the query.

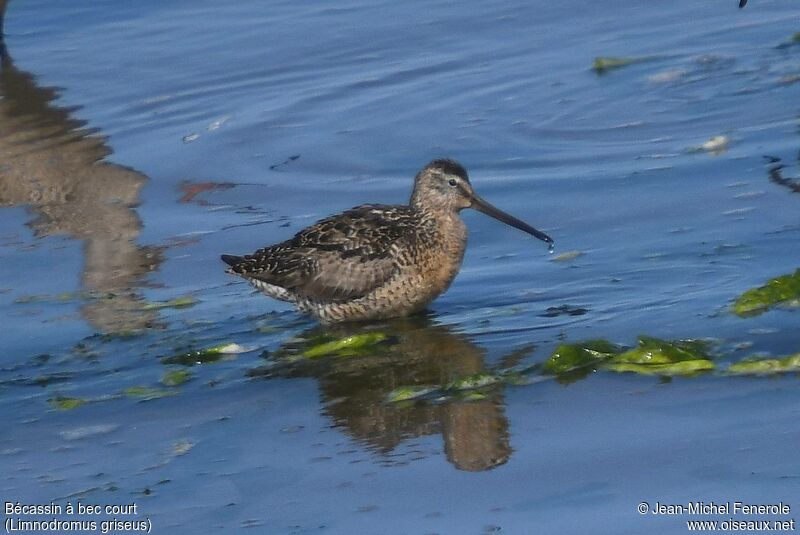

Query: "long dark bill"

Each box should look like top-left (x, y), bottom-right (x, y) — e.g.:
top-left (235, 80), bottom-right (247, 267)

top-left (471, 194), bottom-right (554, 246)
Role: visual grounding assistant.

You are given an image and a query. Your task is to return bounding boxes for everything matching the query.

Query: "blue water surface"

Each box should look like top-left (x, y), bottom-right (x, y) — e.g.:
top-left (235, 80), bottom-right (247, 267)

top-left (1, 0), bottom-right (799, 533)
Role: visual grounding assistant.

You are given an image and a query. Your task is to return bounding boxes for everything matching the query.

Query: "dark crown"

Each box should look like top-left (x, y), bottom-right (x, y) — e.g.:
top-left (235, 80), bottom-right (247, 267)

top-left (426, 158), bottom-right (469, 182)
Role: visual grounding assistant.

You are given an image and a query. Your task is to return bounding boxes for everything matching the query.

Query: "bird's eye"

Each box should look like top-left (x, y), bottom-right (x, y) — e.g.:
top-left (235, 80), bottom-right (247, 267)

top-left (448, 179), bottom-right (458, 187)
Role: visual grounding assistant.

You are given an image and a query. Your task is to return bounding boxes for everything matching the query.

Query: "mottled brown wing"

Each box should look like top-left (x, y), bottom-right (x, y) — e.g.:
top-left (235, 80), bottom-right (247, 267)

top-left (233, 205), bottom-right (417, 301)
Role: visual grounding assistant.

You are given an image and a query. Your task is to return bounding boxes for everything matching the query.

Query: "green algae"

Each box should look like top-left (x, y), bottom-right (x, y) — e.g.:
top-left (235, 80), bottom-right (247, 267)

top-left (543, 337), bottom-right (714, 377)
top-left (732, 269), bottom-right (800, 317)
top-left (592, 56), bottom-right (652, 74)
top-left (302, 333), bottom-right (388, 359)
top-left (387, 385), bottom-right (440, 402)
top-left (605, 359), bottom-right (715, 376)
top-left (387, 369), bottom-right (532, 403)
top-left (457, 391), bottom-right (490, 401)
top-left (727, 353), bottom-right (800, 375)
top-left (161, 369), bottom-right (192, 386)
top-left (542, 340), bottom-right (623, 374)
top-left (383, 336), bottom-right (800, 404)
top-left (614, 336), bottom-right (711, 364)
top-left (49, 396), bottom-right (87, 410)
top-left (123, 386), bottom-right (175, 401)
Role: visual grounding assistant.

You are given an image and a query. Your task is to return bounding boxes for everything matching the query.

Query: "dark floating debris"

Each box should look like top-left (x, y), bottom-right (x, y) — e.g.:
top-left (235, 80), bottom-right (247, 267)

top-left (269, 154), bottom-right (301, 171)
top-left (764, 155), bottom-right (800, 194)
top-left (541, 305), bottom-right (588, 318)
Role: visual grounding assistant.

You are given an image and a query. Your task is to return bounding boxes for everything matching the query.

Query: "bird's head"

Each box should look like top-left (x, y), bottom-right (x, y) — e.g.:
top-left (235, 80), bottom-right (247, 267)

top-left (410, 159), bottom-right (553, 247)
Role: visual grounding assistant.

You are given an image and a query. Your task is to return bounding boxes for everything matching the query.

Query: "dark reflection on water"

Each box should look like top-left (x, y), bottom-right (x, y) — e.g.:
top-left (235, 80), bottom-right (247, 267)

top-left (0, 2), bottom-right (161, 334)
top-left (766, 129), bottom-right (800, 194)
top-left (252, 316), bottom-right (516, 471)
top-left (0, 0), bottom-right (5, 56)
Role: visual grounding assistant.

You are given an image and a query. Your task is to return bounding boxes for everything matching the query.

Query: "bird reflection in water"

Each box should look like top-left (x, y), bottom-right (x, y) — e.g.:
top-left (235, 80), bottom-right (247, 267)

top-left (251, 316), bottom-right (528, 472)
top-left (0, 2), bottom-right (162, 333)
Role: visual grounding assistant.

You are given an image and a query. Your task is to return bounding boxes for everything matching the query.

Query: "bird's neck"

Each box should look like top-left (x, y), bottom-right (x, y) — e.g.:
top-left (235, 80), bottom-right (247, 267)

top-left (411, 195), bottom-right (459, 217)
top-left (413, 202), bottom-right (454, 221)
top-left (414, 203), bottom-right (467, 248)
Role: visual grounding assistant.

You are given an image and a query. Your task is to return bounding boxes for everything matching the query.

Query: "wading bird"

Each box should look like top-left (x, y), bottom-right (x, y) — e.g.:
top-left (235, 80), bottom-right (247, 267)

top-left (222, 159), bottom-right (553, 323)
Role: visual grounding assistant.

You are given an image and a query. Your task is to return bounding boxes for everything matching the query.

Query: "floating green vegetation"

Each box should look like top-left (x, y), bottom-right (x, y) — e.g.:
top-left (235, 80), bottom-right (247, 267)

top-left (163, 342), bottom-right (252, 366)
top-left (614, 337), bottom-right (711, 364)
top-left (387, 385), bottom-right (441, 403)
top-left (302, 333), bottom-right (388, 359)
top-left (232, 332), bottom-right (389, 375)
top-left (122, 386), bottom-right (175, 401)
top-left (161, 369), bottom-right (192, 386)
top-left (45, 379), bottom-right (186, 410)
top-left (459, 391), bottom-right (489, 402)
top-left (727, 353), bottom-right (800, 376)
top-left (389, 336), bottom-right (716, 403)
top-left (142, 296), bottom-right (198, 310)
top-left (543, 336), bottom-right (715, 377)
top-left (592, 56), bottom-right (652, 74)
top-left (387, 369), bottom-right (532, 403)
top-left (605, 360), bottom-right (715, 376)
top-left (542, 340), bottom-right (623, 374)
top-left (49, 396), bottom-right (87, 410)
top-left (732, 269), bottom-right (800, 317)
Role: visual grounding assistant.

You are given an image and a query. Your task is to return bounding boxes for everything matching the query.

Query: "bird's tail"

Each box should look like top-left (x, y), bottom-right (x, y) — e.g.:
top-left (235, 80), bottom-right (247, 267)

top-left (221, 254), bottom-right (244, 274)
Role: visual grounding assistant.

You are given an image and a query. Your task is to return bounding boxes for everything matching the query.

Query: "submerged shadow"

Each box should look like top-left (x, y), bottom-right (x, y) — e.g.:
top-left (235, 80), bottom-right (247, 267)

top-left (251, 316), bottom-right (520, 472)
top-left (0, 2), bottom-right (162, 333)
